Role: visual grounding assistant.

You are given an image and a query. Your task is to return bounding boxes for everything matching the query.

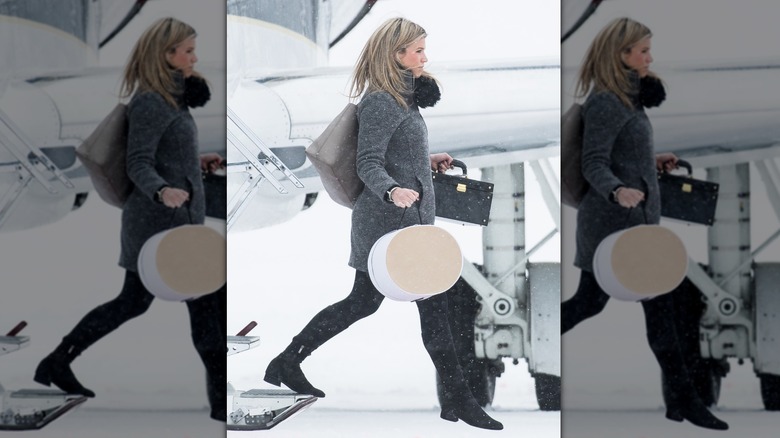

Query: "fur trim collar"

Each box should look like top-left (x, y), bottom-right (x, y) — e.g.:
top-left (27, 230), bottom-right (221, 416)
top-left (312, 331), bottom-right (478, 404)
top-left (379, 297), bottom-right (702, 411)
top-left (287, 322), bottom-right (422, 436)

top-left (413, 75), bottom-right (441, 108)
top-left (638, 76), bottom-right (665, 108)
top-left (184, 75), bottom-right (210, 108)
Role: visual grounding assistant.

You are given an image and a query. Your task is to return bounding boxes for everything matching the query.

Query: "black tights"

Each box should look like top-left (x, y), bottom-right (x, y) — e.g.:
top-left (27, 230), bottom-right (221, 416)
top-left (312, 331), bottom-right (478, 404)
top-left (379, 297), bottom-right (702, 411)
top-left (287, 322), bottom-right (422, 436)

top-left (562, 270), bottom-right (698, 406)
top-left (291, 270), bottom-right (472, 403)
top-left (290, 270), bottom-right (385, 348)
top-left (61, 270), bottom-right (225, 417)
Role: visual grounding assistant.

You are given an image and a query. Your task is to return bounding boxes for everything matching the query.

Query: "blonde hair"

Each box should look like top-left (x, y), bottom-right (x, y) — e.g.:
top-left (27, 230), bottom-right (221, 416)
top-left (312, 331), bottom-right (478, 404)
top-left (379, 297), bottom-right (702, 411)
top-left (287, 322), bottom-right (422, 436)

top-left (120, 17), bottom-right (201, 108)
top-left (576, 17), bottom-right (658, 108)
top-left (349, 17), bottom-right (437, 108)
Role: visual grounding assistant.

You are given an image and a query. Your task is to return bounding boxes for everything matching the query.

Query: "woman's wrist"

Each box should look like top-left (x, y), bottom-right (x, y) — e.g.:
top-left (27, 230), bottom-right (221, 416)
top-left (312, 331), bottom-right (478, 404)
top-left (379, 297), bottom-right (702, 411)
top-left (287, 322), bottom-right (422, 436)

top-left (155, 185), bottom-right (169, 203)
top-left (610, 185), bottom-right (625, 203)
top-left (386, 186), bottom-right (400, 203)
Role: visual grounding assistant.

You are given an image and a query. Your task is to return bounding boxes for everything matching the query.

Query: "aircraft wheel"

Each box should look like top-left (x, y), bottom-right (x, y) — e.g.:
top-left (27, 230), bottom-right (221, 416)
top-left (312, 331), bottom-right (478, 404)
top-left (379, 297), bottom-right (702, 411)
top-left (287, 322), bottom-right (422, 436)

top-left (534, 373), bottom-right (561, 411)
top-left (760, 373), bottom-right (780, 410)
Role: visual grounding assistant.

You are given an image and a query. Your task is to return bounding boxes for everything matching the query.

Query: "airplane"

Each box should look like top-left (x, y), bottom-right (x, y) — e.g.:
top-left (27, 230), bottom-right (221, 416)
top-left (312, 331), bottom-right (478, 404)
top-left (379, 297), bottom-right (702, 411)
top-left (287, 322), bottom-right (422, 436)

top-left (561, 0), bottom-right (780, 412)
top-left (226, 0), bottom-right (562, 417)
top-left (1, 1), bottom-right (226, 429)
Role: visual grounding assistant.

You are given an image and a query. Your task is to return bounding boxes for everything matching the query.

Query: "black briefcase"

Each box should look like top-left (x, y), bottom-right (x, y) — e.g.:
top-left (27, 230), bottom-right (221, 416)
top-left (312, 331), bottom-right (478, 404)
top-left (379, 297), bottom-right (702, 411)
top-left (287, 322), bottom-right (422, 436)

top-left (432, 159), bottom-right (494, 226)
top-left (658, 160), bottom-right (719, 226)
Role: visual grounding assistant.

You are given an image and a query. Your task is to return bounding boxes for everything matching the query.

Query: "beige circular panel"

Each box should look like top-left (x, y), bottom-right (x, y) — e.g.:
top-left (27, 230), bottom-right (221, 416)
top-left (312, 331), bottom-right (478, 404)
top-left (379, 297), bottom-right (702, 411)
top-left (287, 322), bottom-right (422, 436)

top-left (155, 226), bottom-right (226, 296)
top-left (610, 226), bottom-right (687, 296)
top-left (385, 225), bottom-right (462, 295)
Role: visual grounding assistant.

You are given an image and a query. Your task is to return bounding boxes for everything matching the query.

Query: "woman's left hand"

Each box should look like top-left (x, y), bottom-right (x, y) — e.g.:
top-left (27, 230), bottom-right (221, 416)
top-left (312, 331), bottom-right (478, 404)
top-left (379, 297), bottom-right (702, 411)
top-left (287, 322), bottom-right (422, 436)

top-left (656, 152), bottom-right (678, 172)
top-left (200, 153), bottom-right (224, 173)
top-left (430, 153), bottom-right (454, 173)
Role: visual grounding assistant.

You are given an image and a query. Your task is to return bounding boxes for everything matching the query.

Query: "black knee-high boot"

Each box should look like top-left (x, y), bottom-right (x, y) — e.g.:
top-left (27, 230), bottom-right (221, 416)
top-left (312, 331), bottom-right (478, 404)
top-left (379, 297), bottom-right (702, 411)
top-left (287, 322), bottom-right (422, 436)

top-left (642, 294), bottom-right (728, 430)
top-left (34, 341), bottom-right (95, 397)
top-left (418, 294), bottom-right (503, 431)
top-left (264, 271), bottom-right (385, 398)
top-left (263, 340), bottom-right (325, 398)
top-left (34, 270), bottom-right (154, 397)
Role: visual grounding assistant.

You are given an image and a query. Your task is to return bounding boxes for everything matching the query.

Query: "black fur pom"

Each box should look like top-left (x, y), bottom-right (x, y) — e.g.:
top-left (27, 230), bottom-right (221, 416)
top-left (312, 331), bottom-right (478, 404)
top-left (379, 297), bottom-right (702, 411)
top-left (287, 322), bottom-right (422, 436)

top-left (639, 76), bottom-right (666, 108)
top-left (414, 75), bottom-right (441, 108)
top-left (184, 76), bottom-right (211, 108)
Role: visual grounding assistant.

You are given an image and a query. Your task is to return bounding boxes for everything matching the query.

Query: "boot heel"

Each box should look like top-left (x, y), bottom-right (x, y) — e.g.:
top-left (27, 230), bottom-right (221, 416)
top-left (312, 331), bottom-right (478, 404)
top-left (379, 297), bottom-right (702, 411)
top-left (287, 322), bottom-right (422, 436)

top-left (440, 409), bottom-right (458, 422)
top-left (262, 356), bottom-right (325, 397)
top-left (263, 371), bottom-right (282, 387)
top-left (33, 354), bottom-right (95, 397)
top-left (263, 359), bottom-right (282, 387)
top-left (33, 362), bottom-right (53, 386)
top-left (665, 409), bottom-right (683, 422)
top-left (439, 399), bottom-right (503, 430)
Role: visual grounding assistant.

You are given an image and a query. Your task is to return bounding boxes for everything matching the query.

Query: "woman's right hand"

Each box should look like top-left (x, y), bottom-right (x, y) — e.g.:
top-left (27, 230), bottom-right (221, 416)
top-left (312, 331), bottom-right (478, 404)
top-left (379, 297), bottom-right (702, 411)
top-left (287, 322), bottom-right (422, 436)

top-left (615, 187), bottom-right (645, 208)
top-left (160, 187), bottom-right (190, 208)
top-left (390, 187), bottom-right (420, 209)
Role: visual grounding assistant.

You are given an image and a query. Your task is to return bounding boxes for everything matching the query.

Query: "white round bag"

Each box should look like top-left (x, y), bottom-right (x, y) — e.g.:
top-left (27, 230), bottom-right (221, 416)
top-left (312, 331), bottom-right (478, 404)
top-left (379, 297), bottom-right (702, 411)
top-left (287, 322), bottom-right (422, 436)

top-left (368, 225), bottom-right (463, 302)
top-left (138, 225), bottom-right (226, 301)
top-left (593, 225), bottom-right (688, 301)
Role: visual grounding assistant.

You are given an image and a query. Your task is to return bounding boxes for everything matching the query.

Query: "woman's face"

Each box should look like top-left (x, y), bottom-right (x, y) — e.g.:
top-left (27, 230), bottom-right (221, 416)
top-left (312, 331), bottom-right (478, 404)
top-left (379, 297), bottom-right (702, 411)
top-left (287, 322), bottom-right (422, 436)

top-left (397, 37), bottom-right (427, 78)
top-left (166, 36), bottom-right (198, 78)
top-left (621, 36), bottom-right (653, 77)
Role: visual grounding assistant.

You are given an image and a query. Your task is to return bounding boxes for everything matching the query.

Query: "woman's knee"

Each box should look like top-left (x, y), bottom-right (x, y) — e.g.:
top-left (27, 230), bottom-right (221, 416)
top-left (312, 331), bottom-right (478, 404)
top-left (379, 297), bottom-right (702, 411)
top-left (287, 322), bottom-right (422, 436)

top-left (571, 271), bottom-right (610, 316)
top-left (345, 271), bottom-right (384, 318)
top-left (117, 271), bottom-right (155, 317)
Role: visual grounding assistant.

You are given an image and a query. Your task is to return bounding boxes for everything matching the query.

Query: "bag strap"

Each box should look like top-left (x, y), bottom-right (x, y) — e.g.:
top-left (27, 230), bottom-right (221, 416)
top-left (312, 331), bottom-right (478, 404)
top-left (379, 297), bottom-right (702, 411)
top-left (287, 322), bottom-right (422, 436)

top-left (166, 179), bottom-right (195, 226)
top-left (167, 204), bottom-right (194, 227)
top-left (624, 204), bottom-right (649, 226)
top-left (396, 191), bottom-right (424, 229)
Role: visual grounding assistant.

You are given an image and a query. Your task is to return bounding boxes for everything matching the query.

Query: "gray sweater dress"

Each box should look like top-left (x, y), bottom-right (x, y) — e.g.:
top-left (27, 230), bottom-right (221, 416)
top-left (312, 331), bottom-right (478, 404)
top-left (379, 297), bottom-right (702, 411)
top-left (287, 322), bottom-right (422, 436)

top-left (348, 89), bottom-right (435, 272)
top-left (119, 87), bottom-right (206, 271)
top-left (574, 88), bottom-right (660, 272)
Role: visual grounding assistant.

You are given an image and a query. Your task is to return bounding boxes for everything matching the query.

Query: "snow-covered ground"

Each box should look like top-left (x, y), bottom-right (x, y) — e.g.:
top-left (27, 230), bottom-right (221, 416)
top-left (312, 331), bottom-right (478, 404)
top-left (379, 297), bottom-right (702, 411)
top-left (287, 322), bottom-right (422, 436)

top-left (233, 408), bottom-right (559, 437)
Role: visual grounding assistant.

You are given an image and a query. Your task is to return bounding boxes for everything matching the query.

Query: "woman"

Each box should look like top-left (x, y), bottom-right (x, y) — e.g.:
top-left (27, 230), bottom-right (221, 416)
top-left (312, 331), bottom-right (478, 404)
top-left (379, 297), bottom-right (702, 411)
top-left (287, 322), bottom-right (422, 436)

top-left (33, 17), bottom-right (225, 421)
top-left (263, 18), bottom-right (502, 431)
top-left (562, 17), bottom-right (728, 430)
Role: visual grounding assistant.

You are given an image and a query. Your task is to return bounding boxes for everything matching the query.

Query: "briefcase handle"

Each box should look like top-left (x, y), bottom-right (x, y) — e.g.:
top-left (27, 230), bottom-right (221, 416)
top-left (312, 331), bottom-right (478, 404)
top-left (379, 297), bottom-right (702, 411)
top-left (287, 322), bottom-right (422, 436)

top-left (659, 159), bottom-right (692, 177)
top-left (443, 159), bottom-right (468, 177)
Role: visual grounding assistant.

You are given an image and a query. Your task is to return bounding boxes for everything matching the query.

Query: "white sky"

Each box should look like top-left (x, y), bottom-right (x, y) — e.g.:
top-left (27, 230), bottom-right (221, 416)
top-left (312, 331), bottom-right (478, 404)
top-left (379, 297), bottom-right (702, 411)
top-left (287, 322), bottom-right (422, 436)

top-left (329, 0), bottom-right (560, 66)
